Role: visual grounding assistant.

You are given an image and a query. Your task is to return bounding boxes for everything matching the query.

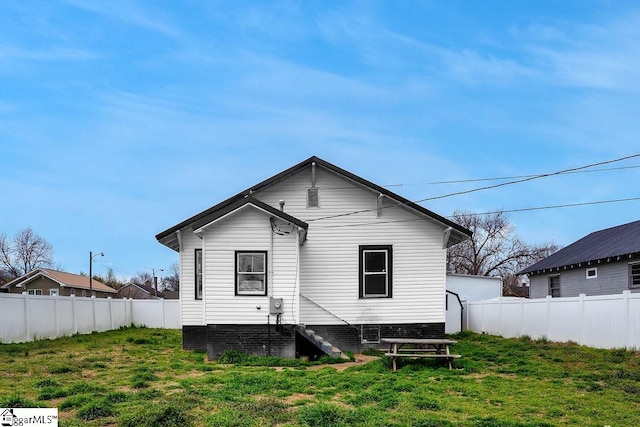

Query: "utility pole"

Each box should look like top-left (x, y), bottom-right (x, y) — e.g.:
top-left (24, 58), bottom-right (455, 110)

top-left (89, 251), bottom-right (104, 294)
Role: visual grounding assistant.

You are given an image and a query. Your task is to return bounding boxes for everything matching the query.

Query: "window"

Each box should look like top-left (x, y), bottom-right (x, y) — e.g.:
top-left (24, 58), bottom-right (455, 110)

top-left (195, 249), bottom-right (203, 300)
top-left (307, 188), bottom-right (319, 208)
top-left (548, 275), bottom-right (560, 297)
top-left (27, 289), bottom-right (43, 296)
top-left (70, 289), bottom-right (75, 297)
top-left (49, 289), bottom-right (59, 296)
top-left (359, 245), bottom-right (392, 298)
top-left (82, 290), bottom-right (87, 297)
top-left (630, 263), bottom-right (640, 288)
top-left (586, 267), bottom-right (597, 279)
top-left (236, 251), bottom-right (267, 296)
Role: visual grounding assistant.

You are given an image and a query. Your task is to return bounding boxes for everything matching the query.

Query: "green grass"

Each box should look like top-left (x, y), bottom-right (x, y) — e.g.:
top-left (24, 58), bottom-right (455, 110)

top-left (0, 328), bottom-right (638, 426)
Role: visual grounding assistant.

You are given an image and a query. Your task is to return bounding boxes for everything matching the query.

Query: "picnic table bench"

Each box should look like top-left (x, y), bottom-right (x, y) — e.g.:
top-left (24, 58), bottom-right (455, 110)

top-left (381, 338), bottom-right (461, 370)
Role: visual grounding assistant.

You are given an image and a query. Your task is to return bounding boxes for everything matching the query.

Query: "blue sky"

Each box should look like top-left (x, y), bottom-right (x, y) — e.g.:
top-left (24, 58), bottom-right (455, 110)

top-left (2, 1), bottom-right (640, 280)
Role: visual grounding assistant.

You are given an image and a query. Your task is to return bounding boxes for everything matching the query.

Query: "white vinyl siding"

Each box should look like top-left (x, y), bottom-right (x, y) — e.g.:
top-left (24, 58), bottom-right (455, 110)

top-left (203, 207), bottom-right (300, 325)
top-left (180, 230), bottom-right (204, 325)
top-left (256, 166), bottom-right (447, 325)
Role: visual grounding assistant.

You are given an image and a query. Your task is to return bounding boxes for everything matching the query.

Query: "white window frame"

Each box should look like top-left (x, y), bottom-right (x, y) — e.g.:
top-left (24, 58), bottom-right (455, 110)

top-left (82, 290), bottom-right (87, 297)
top-left (195, 249), bottom-right (203, 300)
top-left (359, 245), bottom-right (393, 298)
top-left (27, 289), bottom-right (43, 296)
top-left (49, 289), bottom-right (59, 296)
top-left (586, 267), bottom-right (597, 279)
top-left (235, 251), bottom-right (267, 296)
top-left (70, 289), bottom-right (76, 297)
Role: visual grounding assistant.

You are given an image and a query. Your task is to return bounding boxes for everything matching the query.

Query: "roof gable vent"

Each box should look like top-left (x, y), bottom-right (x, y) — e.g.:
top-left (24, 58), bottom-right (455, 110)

top-left (307, 188), bottom-right (319, 208)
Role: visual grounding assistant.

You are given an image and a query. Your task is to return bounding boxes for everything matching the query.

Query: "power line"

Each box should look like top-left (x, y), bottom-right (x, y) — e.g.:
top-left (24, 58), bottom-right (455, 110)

top-left (307, 153), bottom-right (640, 222)
top-left (462, 196), bottom-right (640, 217)
top-left (415, 153), bottom-right (640, 202)
top-left (311, 196), bottom-right (640, 229)
top-left (382, 164), bottom-right (640, 187)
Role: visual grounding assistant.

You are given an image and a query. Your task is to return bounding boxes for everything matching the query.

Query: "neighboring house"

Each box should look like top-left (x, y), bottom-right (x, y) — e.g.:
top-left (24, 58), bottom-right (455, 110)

top-left (1, 268), bottom-right (117, 298)
top-left (118, 283), bottom-right (164, 299)
top-left (520, 219), bottom-right (640, 298)
top-left (156, 156), bottom-right (471, 359)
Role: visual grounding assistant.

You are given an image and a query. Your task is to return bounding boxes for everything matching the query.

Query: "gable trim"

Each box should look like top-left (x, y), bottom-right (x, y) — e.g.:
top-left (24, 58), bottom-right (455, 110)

top-left (156, 156), bottom-right (471, 251)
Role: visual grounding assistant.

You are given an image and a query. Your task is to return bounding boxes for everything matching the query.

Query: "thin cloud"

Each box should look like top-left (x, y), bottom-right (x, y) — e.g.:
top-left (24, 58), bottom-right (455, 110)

top-left (63, 0), bottom-right (182, 39)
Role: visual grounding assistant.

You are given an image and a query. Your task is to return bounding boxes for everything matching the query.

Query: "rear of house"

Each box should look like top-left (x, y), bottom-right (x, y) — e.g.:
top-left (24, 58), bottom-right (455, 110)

top-left (157, 156), bottom-right (471, 359)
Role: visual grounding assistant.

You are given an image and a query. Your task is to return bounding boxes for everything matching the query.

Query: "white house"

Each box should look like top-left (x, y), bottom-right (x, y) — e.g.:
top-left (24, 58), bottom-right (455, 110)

top-left (156, 156), bottom-right (471, 359)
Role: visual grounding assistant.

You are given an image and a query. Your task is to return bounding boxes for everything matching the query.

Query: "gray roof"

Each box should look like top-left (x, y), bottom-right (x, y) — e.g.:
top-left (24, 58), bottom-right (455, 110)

top-left (520, 219), bottom-right (640, 274)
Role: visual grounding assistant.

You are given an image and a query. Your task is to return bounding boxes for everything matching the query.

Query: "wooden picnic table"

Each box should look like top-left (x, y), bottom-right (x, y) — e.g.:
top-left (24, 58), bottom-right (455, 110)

top-left (381, 338), bottom-right (461, 370)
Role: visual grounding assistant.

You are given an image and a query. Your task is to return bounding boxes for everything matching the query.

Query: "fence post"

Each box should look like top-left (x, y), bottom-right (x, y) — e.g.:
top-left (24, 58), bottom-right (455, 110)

top-left (623, 290), bottom-right (631, 349)
top-left (92, 295), bottom-right (97, 332)
top-left (481, 300), bottom-right (485, 333)
top-left (545, 295), bottom-right (552, 340)
top-left (108, 297), bottom-right (114, 330)
top-left (54, 295), bottom-right (60, 338)
top-left (579, 294), bottom-right (586, 346)
top-left (23, 293), bottom-right (30, 342)
top-left (162, 298), bottom-right (166, 328)
top-left (498, 298), bottom-right (503, 336)
top-left (520, 298), bottom-right (525, 337)
top-left (71, 296), bottom-right (77, 334)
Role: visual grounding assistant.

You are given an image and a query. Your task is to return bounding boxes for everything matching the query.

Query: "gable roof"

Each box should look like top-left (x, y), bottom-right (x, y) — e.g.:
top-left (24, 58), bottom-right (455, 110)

top-left (1, 268), bottom-right (117, 294)
top-left (192, 196), bottom-right (309, 234)
top-left (156, 155), bottom-right (471, 251)
top-left (520, 219), bottom-right (640, 275)
top-left (118, 282), bottom-right (164, 298)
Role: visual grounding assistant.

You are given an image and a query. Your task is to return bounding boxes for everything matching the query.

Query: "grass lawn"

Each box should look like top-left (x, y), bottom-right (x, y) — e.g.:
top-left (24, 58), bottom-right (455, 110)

top-left (0, 328), bottom-right (638, 426)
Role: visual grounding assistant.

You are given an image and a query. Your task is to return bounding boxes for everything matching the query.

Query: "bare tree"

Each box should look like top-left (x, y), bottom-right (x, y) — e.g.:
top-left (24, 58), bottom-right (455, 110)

top-left (93, 268), bottom-right (127, 291)
top-left (131, 271), bottom-right (153, 287)
top-left (0, 228), bottom-right (53, 279)
top-left (161, 262), bottom-right (179, 291)
top-left (447, 210), bottom-right (558, 296)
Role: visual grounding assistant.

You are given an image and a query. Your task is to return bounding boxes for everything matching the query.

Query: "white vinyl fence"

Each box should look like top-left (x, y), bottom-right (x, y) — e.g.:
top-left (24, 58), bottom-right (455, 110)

top-left (0, 293), bottom-right (180, 343)
top-left (465, 290), bottom-right (640, 350)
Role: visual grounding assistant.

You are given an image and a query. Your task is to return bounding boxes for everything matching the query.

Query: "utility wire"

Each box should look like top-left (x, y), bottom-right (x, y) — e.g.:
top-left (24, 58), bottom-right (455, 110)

top-left (311, 196), bottom-right (640, 229)
top-left (461, 196), bottom-right (640, 217)
top-left (307, 153), bottom-right (640, 222)
top-left (415, 153), bottom-right (640, 202)
top-left (382, 164), bottom-right (640, 187)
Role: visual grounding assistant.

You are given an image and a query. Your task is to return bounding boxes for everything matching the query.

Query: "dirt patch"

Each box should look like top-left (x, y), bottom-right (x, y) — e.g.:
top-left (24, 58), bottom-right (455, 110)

top-left (305, 354), bottom-right (379, 371)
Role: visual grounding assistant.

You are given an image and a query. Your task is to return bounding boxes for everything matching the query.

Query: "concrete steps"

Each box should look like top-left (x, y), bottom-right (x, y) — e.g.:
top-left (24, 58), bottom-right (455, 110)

top-left (297, 326), bottom-right (350, 360)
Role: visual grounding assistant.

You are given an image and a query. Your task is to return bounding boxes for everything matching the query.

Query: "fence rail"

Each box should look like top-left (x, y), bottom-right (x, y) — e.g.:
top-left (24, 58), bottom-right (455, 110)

top-left (465, 290), bottom-right (640, 350)
top-left (0, 293), bottom-right (181, 343)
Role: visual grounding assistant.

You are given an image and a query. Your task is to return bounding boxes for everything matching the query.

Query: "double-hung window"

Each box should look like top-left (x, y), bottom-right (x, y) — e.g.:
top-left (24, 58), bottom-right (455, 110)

top-left (630, 263), bottom-right (640, 289)
top-left (27, 289), bottom-right (43, 296)
top-left (359, 245), bottom-right (392, 298)
top-left (195, 249), bottom-right (203, 300)
top-left (548, 275), bottom-right (560, 297)
top-left (236, 251), bottom-right (267, 296)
